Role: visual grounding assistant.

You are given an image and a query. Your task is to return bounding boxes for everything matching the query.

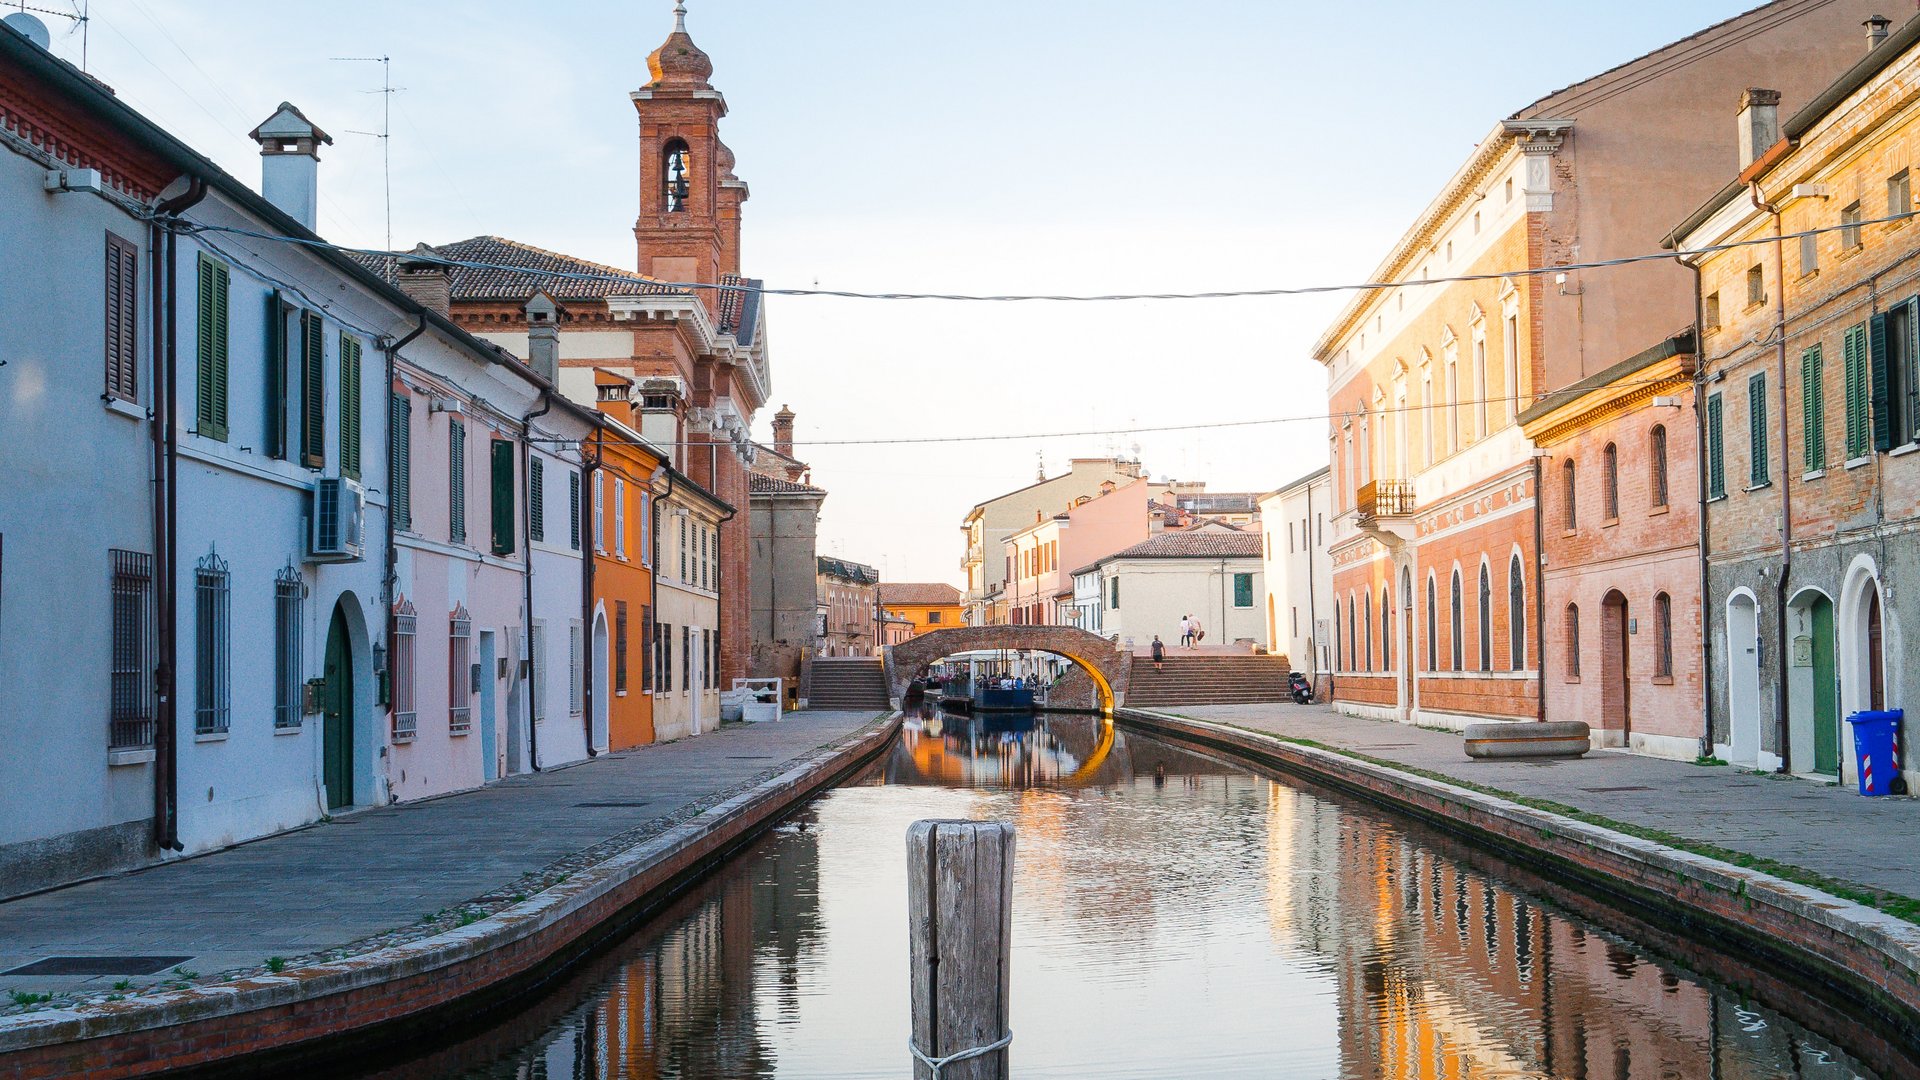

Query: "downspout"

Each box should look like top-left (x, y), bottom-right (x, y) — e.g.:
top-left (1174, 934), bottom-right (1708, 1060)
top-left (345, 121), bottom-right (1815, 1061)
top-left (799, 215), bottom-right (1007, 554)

top-left (521, 391), bottom-right (553, 769)
top-left (1532, 455), bottom-right (1547, 721)
top-left (1684, 258), bottom-right (1715, 760)
top-left (715, 492), bottom-right (738, 696)
top-left (1752, 181), bottom-right (1794, 774)
top-left (652, 463), bottom-right (676, 714)
top-left (383, 315), bottom-right (427, 779)
top-left (1306, 482), bottom-right (1328, 702)
top-left (150, 177), bottom-right (207, 853)
top-left (581, 430), bottom-right (602, 756)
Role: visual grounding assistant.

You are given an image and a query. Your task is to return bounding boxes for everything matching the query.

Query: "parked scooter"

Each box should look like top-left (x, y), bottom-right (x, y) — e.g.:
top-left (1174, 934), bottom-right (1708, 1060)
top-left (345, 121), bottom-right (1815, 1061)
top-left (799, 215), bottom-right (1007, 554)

top-left (1288, 671), bottom-right (1313, 705)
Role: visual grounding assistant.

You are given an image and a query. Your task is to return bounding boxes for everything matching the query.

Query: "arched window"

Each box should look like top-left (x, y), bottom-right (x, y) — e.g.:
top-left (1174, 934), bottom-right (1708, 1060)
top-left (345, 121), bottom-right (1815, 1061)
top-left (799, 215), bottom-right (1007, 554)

top-left (1478, 564), bottom-right (1493, 671)
top-left (1562, 459), bottom-right (1577, 530)
top-left (1426, 574), bottom-right (1438, 671)
top-left (1380, 586), bottom-right (1392, 670)
top-left (662, 139), bottom-right (692, 213)
top-left (1603, 443), bottom-right (1620, 520)
top-left (1347, 594), bottom-right (1357, 673)
top-left (1650, 425), bottom-right (1669, 509)
top-left (1566, 604), bottom-right (1581, 677)
top-left (1450, 569), bottom-right (1464, 670)
top-left (1654, 592), bottom-right (1673, 678)
top-left (1363, 591), bottom-right (1373, 672)
top-left (1508, 555), bottom-right (1525, 670)
top-left (1333, 600), bottom-right (1343, 671)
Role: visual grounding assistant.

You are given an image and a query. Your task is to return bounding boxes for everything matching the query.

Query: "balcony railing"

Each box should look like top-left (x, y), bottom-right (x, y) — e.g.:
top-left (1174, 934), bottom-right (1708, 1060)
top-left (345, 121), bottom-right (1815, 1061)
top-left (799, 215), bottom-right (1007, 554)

top-left (1357, 479), bottom-right (1416, 520)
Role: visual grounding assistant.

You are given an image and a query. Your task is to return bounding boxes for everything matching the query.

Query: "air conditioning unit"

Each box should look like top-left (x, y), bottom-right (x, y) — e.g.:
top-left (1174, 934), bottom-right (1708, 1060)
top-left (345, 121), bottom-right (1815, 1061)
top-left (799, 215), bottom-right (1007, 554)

top-left (309, 477), bottom-right (366, 562)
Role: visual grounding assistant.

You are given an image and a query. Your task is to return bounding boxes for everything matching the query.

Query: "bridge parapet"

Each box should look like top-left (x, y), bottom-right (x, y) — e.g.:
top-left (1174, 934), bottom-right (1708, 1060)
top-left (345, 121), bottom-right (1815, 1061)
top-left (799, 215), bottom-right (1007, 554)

top-left (884, 625), bottom-right (1131, 711)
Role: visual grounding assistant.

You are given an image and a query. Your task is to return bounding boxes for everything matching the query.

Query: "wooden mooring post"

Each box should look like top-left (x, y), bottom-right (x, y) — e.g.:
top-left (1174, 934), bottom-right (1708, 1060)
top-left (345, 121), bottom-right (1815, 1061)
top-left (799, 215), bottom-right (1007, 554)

top-left (907, 819), bottom-right (1015, 1080)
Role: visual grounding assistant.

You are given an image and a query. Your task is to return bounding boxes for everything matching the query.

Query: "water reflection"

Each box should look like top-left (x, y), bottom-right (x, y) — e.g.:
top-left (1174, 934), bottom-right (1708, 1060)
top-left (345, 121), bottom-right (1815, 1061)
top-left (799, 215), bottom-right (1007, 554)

top-left (360, 710), bottom-right (1897, 1080)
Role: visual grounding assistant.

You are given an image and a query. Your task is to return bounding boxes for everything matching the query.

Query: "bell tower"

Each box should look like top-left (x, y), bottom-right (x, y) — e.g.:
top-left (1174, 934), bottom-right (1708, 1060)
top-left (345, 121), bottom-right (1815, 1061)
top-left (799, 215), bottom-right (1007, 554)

top-left (632, 2), bottom-right (745, 317)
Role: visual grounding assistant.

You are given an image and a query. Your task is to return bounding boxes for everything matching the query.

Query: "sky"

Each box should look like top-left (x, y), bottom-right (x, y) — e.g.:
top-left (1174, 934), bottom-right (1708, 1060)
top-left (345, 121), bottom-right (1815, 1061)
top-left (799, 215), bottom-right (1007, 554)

top-left (29, 0), bottom-right (1782, 585)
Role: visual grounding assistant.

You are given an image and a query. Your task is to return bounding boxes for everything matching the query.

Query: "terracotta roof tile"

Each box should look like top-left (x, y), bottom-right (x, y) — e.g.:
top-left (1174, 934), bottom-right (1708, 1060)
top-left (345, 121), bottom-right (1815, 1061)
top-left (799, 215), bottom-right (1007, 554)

top-left (353, 236), bottom-right (687, 303)
top-left (1106, 530), bottom-right (1262, 560)
top-left (749, 473), bottom-right (824, 495)
top-left (877, 583), bottom-right (961, 606)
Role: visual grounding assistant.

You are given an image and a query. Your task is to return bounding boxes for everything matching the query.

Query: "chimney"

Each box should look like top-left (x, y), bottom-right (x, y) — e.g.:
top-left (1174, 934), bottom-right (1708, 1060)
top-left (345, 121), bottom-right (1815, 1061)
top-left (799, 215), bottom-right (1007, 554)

top-left (1867, 15), bottom-right (1892, 50)
top-left (524, 291), bottom-right (561, 384)
top-left (396, 243), bottom-right (452, 317)
top-left (247, 103), bottom-right (331, 232)
top-left (1737, 88), bottom-right (1782, 170)
top-left (772, 404), bottom-right (795, 458)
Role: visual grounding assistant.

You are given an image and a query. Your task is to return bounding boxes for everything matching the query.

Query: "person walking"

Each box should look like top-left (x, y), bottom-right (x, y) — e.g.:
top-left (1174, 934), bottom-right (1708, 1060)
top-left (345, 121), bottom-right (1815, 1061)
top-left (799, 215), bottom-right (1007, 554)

top-left (1190, 618), bottom-right (1206, 647)
top-left (1151, 634), bottom-right (1166, 672)
top-left (1178, 615), bottom-right (1194, 648)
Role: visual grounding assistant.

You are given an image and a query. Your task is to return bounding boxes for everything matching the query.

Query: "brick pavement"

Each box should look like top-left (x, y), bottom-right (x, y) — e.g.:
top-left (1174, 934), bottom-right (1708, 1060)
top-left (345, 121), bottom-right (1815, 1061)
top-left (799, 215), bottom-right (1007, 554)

top-left (1168, 702), bottom-right (1920, 900)
top-left (0, 711), bottom-right (883, 997)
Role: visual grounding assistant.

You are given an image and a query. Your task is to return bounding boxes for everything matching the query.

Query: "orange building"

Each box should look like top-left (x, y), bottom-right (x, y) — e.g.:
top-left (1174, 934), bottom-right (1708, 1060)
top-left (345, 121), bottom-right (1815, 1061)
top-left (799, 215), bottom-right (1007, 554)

top-left (877, 583), bottom-right (963, 638)
top-left (586, 381), bottom-right (665, 750)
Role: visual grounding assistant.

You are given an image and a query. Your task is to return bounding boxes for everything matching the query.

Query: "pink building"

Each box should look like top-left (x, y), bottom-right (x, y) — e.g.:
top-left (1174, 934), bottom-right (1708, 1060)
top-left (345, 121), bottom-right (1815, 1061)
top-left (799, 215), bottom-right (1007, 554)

top-left (1003, 479), bottom-right (1153, 625)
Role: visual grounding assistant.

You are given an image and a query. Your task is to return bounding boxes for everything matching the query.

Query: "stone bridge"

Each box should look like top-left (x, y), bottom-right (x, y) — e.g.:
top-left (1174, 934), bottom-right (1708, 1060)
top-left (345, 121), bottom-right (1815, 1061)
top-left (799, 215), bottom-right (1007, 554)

top-left (884, 625), bottom-right (1131, 711)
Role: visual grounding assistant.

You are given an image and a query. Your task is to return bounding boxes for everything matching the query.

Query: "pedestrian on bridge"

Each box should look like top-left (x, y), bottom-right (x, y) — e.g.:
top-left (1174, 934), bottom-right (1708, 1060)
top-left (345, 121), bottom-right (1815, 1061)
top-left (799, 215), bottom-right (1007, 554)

top-left (1151, 635), bottom-right (1165, 671)
top-left (1179, 615), bottom-right (1194, 648)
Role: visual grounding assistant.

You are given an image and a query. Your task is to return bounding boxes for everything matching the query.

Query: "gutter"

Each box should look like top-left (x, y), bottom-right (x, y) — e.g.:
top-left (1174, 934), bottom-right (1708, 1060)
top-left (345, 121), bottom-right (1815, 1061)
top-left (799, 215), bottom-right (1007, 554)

top-left (1751, 181), bottom-right (1795, 775)
top-left (149, 176), bottom-right (207, 854)
top-left (520, 392), bottom-right (554, 770)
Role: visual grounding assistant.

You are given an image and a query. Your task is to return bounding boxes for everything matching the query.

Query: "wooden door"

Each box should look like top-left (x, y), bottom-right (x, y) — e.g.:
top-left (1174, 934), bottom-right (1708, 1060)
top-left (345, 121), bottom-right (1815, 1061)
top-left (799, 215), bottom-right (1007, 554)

top-left (322, 608), bottom-right (353, 809)
top-left (1812, 598), bottom-right (1839, 775)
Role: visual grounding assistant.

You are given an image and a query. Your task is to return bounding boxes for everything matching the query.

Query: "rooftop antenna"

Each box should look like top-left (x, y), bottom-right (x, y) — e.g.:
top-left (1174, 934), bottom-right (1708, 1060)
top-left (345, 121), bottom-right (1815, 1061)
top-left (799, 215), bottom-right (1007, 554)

top-left (9, 3), bottom-right (87, 67)
top-left (330, 55), bottom-right (400, 249)
top-left (1035, 450), bottom-right (1046, 482)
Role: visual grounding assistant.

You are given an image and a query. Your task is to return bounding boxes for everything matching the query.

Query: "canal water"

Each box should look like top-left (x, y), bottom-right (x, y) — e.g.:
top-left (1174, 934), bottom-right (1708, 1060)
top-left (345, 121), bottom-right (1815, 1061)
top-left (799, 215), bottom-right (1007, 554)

top-left (358, 712), bottom-right (1899, 1079)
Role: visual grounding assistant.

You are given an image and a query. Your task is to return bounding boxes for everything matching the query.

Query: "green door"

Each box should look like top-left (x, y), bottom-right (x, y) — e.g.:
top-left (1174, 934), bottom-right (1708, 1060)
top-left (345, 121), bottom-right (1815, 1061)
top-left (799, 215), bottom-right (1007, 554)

top-left (323, 608), bottom-right (354, 809)
top-left (1812, 598), bottom-right (1839, 775)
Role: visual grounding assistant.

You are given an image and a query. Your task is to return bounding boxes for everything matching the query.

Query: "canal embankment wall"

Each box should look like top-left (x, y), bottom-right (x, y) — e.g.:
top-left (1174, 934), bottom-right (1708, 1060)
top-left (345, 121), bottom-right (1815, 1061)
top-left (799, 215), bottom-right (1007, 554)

top-left (0, 715), bottom-right (900, 1079)
top-left (1118, 708), bottom-right (1920, 1049)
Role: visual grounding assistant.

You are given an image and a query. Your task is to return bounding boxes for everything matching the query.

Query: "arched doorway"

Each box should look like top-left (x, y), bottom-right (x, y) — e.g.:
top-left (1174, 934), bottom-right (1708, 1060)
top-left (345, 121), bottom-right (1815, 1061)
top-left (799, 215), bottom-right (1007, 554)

top-left (1726, 591), bottom-right (1762, 767)
top-left (591, 611), bottom-right (610, 751)
top-left (322, 605), bottom-right (355, 810)
top-left (1601, 590), bottom-right (1630, 744)
top-left (1786, 589), bottom-right (1838, 776)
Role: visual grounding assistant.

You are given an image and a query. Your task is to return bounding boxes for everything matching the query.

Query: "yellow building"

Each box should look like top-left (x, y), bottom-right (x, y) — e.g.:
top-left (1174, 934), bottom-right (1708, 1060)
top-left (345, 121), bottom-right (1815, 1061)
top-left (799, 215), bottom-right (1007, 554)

top-left (877, 583), bottom-right (963, 637)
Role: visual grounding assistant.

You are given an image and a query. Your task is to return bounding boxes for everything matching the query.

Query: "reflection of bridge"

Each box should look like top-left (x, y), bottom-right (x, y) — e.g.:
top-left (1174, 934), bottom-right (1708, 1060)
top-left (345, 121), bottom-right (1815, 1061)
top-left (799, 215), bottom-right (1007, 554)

top-left (884, 626), bottom-right (1131, 711)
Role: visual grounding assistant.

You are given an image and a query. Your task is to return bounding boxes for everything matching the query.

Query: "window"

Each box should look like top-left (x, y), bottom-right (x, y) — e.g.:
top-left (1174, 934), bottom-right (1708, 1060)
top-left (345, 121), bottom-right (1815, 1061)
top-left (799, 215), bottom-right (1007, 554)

top-left (641, 604), bottom-right (655, 692)
top-left (433, 605), bottom-right (468, 738)
top-left (1650, 425), bottom-right (1669, 509)
top-left (109, 549), bottom-right (155, 750)
top-left (1845, 322), bottom-right (1872, 457)
top-left (1109, 576), bottom-right (1119, 609)
top-left (1748, 371), bottom-right (1770, 487)
top-left (1505, 177), bottom-right (1514, 202)
top-left (1508, 555), bottom-right (1525, 671)
top-left (105, 233), bottom-right (139, 402)
top-left (1446, 359), bottom-right (1460, 453)
top-left (1892, 170), bottom-right (1911, 219)
top-left (1380, 587), bottom-right (1392, 669)
top-left (1705, 292), bottom-right (1721, 331)
top-left (529, 457), bottom-right (545, 544)
top-left (679, 516), bottom-right (688, 581)
top-left (193, 552), bottom-right (230, 735)
top-left (659, 621), bottom-right (674, 692)
top-left (640, 493), bottom-right (652, 568)
top-left (1602, 443), bottom-right (1619, 520)
top-left (1654, 592), bottom-right (1674, 678)
top-left (615, 600), bottom-right (629, 693)
top-left (491, 440), bottom-right (516, 556)
top-left (339, 334), bottom-right (362, 480)
top-left (299, 311), bottom-right (324, 467)
top-left (929, 610), bottom-right (942, 625)
top-left (682, 625), bottom-right (692, 691)
top-left (1426, 575), bottom-right (1438, 671)
top-left (529, 621), bottom-right (546, 724)
top-left (593, 472), bottom-right (605, 551)
top-left (1562, 459), bottom-right (1577, 530)
top-left (1871, 300), bottom-right (1920, 448)
top-left (393, 599), bottom-right (418, 739)
top-left (1233, 573), bottom-right (1253, 608)
top-left (662, 138), bottom-right (691, 212)
top-left (273, 565), bottom-right (304, 730)
top-left (194, 255), bottom-right (230, 441)
top-left (1449, 570), bottom-right (1463, 671)
top-left (614, 478), bottom-right (627, 558)
top-left (1706, 393), bottom-right (1726, 499)
top-left (1362, 591), bottom-right (1372, 672)
top-left (449, 420), bottom-right (468, 545)
top-left (1478, 564), bottom-right (1492, 671)
top-left (1473, 337), bottom-right (1488, 438)
top-left (1346, 595), bottom-right (1356, 672)
top-left (1566, 604), bottom-right (1581, 677)
top-left (1802, 344), bottom-right (1826, 472)
top-left (1504, 314), bottom-right (1520, 416)
top-left (1800, 231), bottom-right (1819, 277)
top-left (1842, 201), bottom-right (1864, 250)
top-left (390, 393), bottom-right (412, 531)
top-left (265, 292), bottom-right (290, 459)
top-left (1746, 264), bottom-right (1765, 308)
top-left (569, 619), bottom-right (584, 717)
top-left (569, 469), bottom-right (582, 551)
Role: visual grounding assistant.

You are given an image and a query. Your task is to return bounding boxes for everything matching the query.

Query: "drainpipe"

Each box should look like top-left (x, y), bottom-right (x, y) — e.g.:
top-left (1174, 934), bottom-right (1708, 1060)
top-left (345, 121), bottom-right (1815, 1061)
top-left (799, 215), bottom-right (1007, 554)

top-left (1751, 181), bottom-right (1794, 774)
top-left (1684, 259), bottom-right (1714, 760)
top-left (1532, 455), bottom-right (1547, 721)
top-left (1306, 481), bottom-right (1328, 702)
top-left (581, 430), bottom-right (602, 756)
top-left (714, 490), bottom-right (738, 699)
top-left (521, 391), bottom-right (553, 770)
top-left (382, 314), bottom-right (427, 774)
top-left (150, 177), bottom-right (207, 854)
top-left (651, 462), bottom-right (675, 715)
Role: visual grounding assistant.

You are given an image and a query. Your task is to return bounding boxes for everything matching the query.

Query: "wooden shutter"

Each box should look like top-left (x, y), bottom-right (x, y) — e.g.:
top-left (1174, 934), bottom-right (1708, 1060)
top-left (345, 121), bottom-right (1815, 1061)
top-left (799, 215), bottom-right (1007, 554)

top-left (1707, 394), bottom-right (1725, 498)
top-left (195, 256), bottom-right (229, 441)
top-left (641, 604), bottom-right (654, 692)
top-left (1748, 372), bottom-right (1768, 486)
top-left (1802, 345), bottom-right (1825, 473)
top-left (104, 233), bottom-right (138, 402)
top-left (529, 457), bottom-right (545, 543)
top-left (1871, 311), bottom-right (1892, 451)
top-left (339, 334), bottom-right (362, 480)
top-left (490, 439), bottom-right (516, 556)
top-left (1846, 324), bottom-right (1870, 458)
top-left (265, 292), bottom-right (288, 459)
top-left (300, 311), bottom-right (324, 467)
top-left (449, 420), bottom-right (466, 545)
top-left (390, 393), bottom-right (412, 532)
top-left (569, 470), bottom-right (582, 550)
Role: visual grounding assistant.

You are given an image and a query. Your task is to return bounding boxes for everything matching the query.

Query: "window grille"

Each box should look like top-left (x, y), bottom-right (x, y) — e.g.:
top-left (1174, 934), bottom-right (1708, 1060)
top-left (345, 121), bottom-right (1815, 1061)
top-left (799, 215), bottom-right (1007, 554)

top-left (447, 604), bottom-right (470, 734)
top-left (393, 599), bottom-right (418, 740)
top-left (530, 620), bottom-right (546, 723)
top-left (109, 549), bottom-right (155, 749)
top-left (194, 551), bottom-right (230, 735)
top-left (274, 565), bottom-right (305, 729)
top-left (569, 620), bottom-right (584, 716)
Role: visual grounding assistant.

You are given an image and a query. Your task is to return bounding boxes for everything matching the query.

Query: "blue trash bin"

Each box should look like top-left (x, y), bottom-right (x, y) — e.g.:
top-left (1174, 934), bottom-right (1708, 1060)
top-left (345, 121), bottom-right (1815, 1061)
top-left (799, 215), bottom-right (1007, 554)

top-left (1848, 710), bottom-right (1903, 795)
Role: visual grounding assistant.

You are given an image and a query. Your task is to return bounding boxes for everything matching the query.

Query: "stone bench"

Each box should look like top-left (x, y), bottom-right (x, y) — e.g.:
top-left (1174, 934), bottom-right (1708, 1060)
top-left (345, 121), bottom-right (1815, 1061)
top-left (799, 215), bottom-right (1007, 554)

top-left (1463, 720), bottom-right (1592, 760)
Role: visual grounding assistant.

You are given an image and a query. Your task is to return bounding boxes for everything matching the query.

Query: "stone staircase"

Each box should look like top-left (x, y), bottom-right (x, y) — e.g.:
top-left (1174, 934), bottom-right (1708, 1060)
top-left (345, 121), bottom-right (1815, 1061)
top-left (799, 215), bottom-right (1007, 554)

top-left (1124, 653), bottom-right (1294, 707)
top-left (807, 657), bottom-right (891, 710)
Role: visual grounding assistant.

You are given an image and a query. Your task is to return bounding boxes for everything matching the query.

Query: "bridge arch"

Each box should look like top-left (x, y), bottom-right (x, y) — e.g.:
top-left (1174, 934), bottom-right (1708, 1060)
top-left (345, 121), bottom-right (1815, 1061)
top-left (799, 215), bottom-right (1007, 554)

top-left (885, 625), bottom-right (1132, 712)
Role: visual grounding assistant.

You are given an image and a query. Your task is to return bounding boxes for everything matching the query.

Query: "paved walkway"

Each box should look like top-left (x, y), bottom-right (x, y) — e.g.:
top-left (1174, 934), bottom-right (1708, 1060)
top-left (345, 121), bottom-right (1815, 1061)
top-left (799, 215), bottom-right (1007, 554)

top-left (1171, 703), bottom-right (1920, 901)
top-left (0, 711), bottom-right (884, 996)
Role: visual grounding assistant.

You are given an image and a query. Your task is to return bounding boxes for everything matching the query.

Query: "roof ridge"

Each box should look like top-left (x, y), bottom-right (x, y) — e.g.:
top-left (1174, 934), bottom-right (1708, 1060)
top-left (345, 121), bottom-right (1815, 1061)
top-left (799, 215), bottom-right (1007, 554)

top-left (451, 235), bottom-right (665, 284)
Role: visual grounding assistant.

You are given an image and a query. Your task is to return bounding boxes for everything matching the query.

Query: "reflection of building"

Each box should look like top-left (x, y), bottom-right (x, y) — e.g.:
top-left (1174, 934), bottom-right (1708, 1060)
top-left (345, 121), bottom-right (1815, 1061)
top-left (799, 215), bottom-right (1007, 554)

top-left (815, 556), bottom-right (879, 656)
top-left (960, 458), bottom-right (1145, 625)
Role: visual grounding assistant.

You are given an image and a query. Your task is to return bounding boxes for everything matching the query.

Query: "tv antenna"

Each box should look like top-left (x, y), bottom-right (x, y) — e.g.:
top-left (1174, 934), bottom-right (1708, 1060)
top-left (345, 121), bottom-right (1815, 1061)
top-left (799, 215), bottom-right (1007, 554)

top-left (330, 55), bottom-right (400, 249)
top-left (7, 2), bottom-right (88, 69)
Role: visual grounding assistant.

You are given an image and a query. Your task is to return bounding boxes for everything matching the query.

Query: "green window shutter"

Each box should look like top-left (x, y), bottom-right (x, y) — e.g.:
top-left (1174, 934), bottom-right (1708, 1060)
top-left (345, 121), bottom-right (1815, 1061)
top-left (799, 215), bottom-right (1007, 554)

top-left (1802, 345), bottom-right (1825, 473)
top-left (339, 334), bottom-right (361, 480)
top-left (265, 292), bottom-right (287, 459)
top-left (1871, 311), bottom-right (1893, 451)
top-left (1748, 371), bottom-right (1769, 486)
top-left (449, 420), bottom-right (467, 545)
top-left (389, 393), bottom-right (412, 532)
top-left (195, 256), bottom-right (229, 441)
top-left (491, 439), bottom-right (516, 556)
top-left (1233, 573), bottom-right (1253, 607)
top-left (1846, 324), bottom-right (1870, 458)
top-left (301, 312), bottom-right (325, 467)
top-left (1707, 393), bottom-right (1725, 499)
top-left (529, 457), bottom-right (545, 544)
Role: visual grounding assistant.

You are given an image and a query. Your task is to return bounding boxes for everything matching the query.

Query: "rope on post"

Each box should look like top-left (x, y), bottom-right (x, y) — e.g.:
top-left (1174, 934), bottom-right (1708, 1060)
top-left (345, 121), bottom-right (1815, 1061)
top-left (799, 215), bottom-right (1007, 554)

top-left (907, 1031), bottom-right (1014, 1079)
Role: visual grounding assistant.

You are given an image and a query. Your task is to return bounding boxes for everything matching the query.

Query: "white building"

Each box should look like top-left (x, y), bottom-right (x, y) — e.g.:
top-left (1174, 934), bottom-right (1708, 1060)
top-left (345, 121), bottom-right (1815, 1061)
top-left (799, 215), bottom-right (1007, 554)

top-left (1070, 568), bottom-right (1105, 636)
top-left (1258, 468), bottom-right (1333, 687)
top-left (651, 465), bottom-right (729, 741)
top-left (1086, 525), bottom-right (1266, 651)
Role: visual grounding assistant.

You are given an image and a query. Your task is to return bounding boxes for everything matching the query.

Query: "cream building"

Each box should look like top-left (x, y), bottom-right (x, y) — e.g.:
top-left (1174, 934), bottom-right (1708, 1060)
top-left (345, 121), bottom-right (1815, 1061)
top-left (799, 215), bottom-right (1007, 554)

top-left (651, 468), bottom-right (728, 741)
top-left (1084, 525), bottom-right (1265, 651)
top-left (1259, 468), bottom-right (1333, 685)
top-left (959, 458), bottom-right (1144, 625)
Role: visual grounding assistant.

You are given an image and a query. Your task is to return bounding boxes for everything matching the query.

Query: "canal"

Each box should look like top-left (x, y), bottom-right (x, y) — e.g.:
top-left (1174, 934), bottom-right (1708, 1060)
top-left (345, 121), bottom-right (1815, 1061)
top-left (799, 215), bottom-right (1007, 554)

top-left (352, 711), bottom-right (1900, 1079)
